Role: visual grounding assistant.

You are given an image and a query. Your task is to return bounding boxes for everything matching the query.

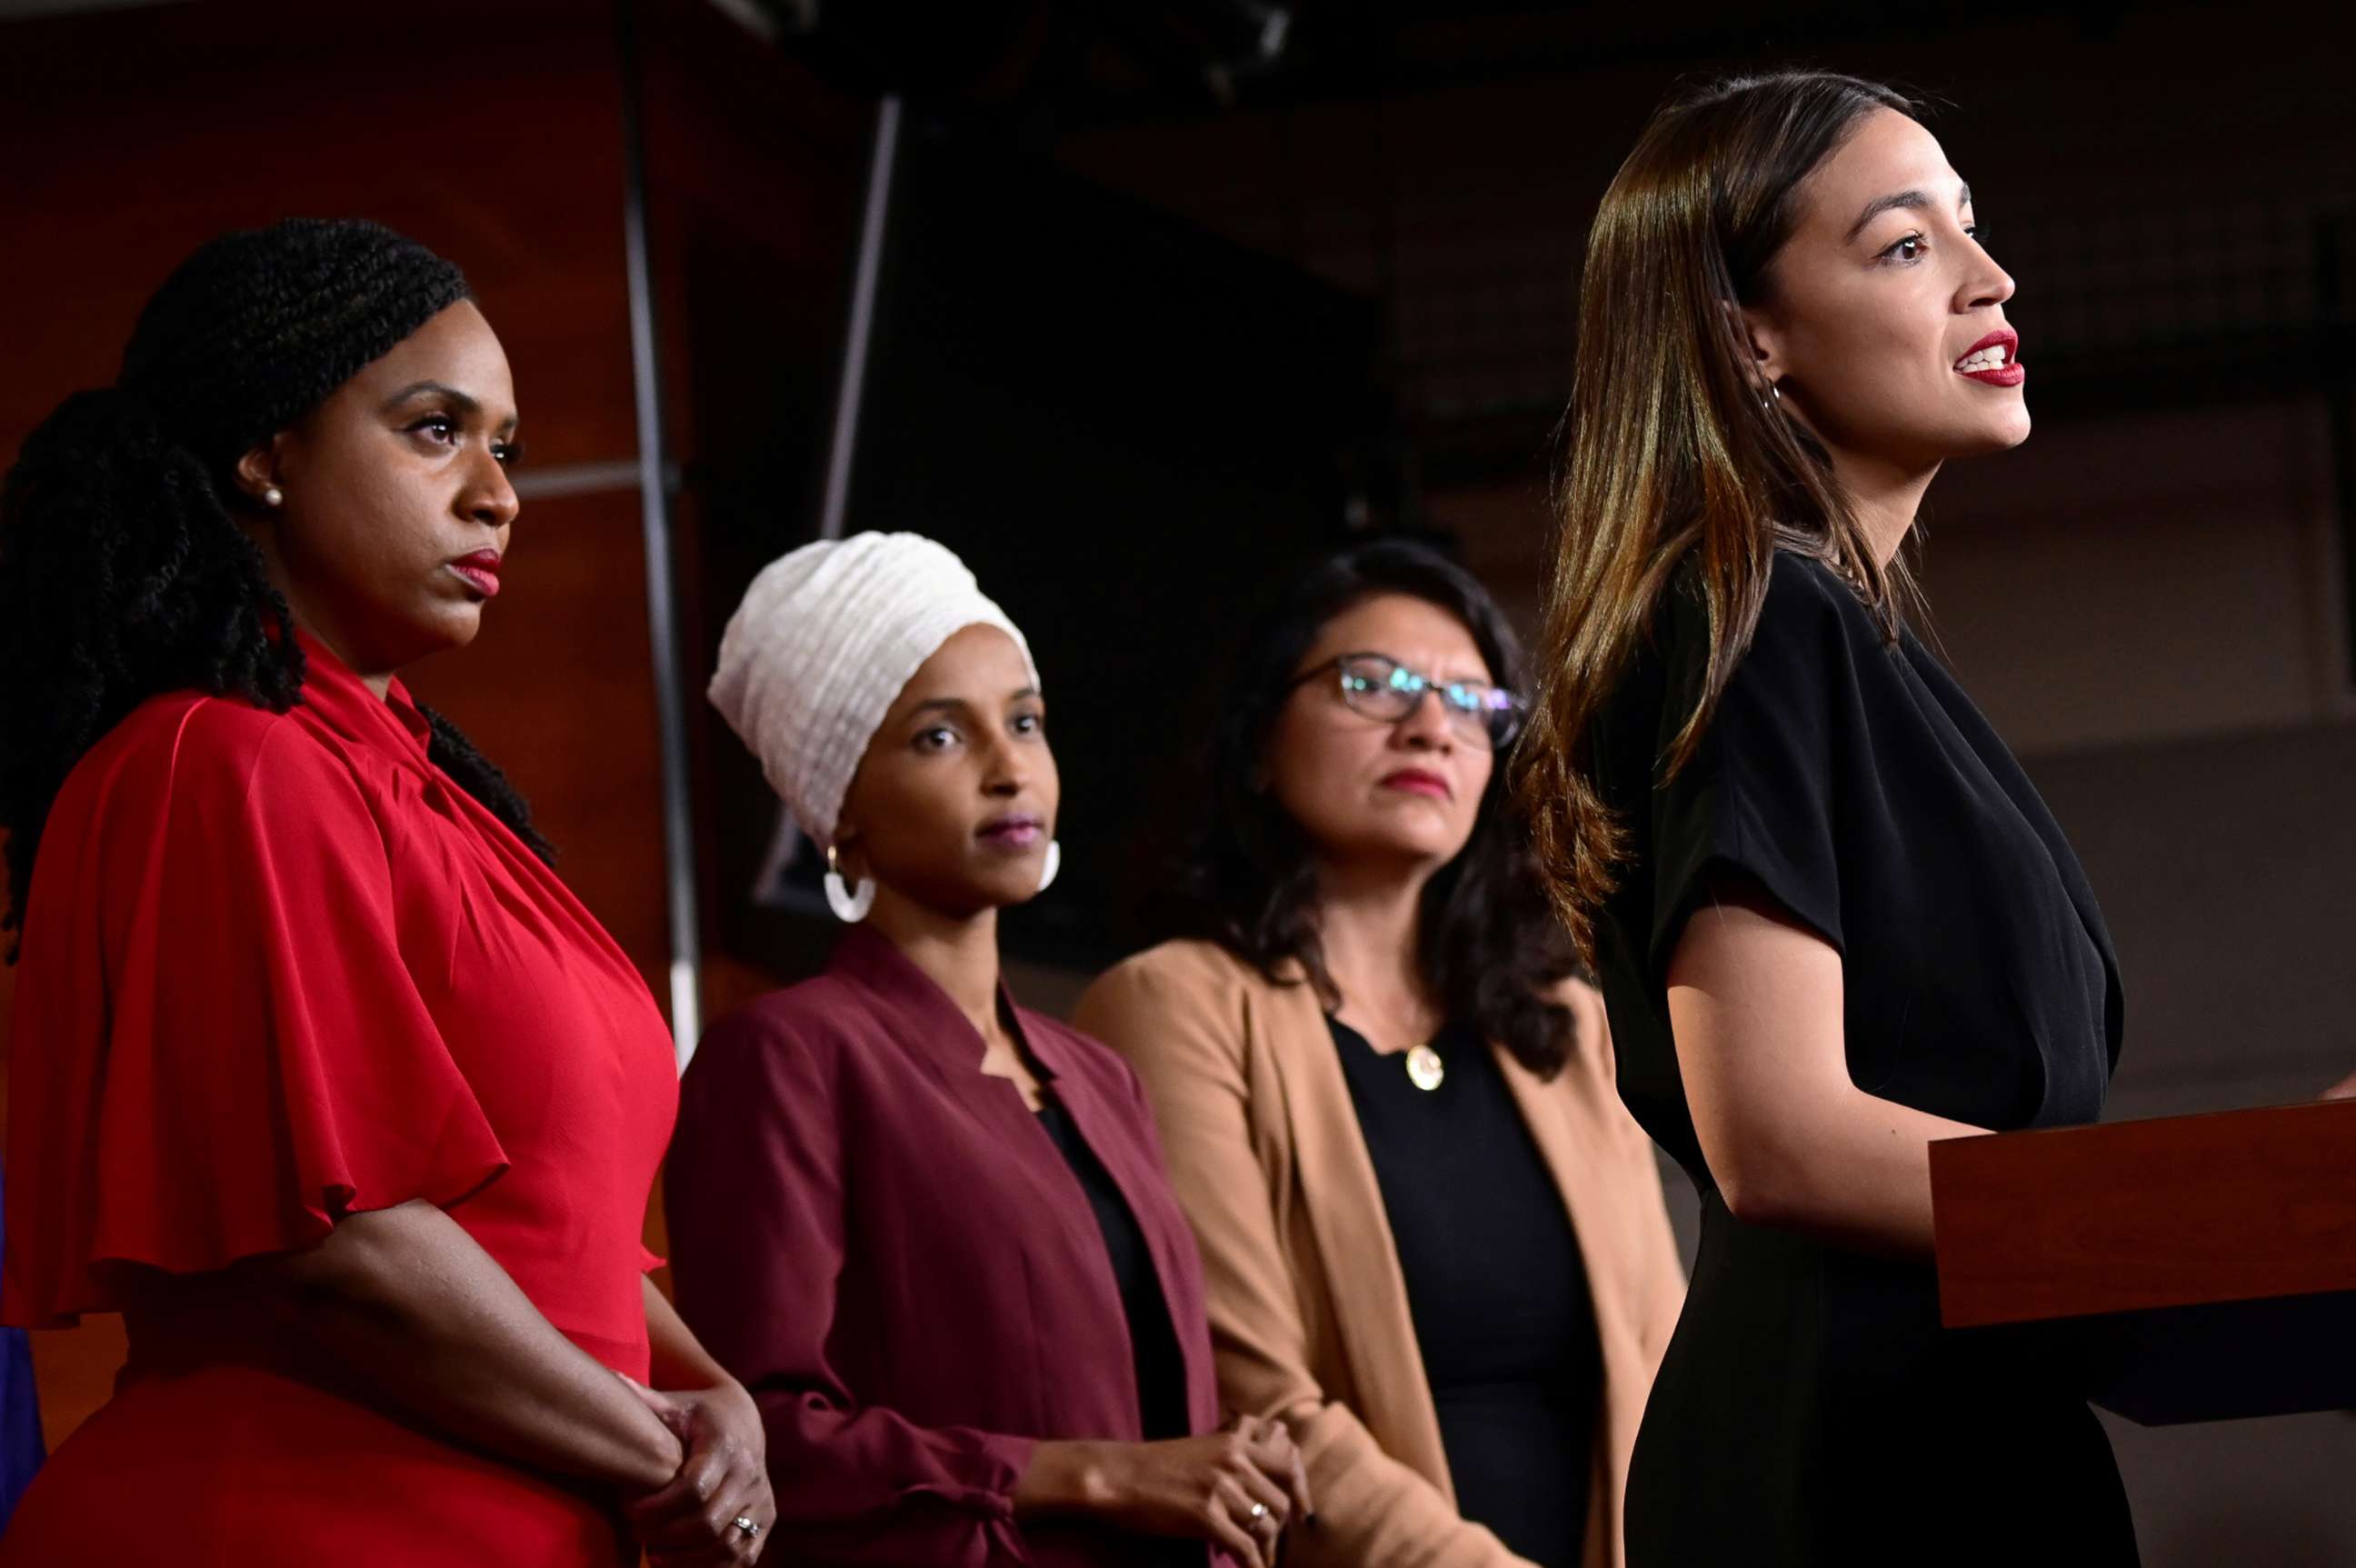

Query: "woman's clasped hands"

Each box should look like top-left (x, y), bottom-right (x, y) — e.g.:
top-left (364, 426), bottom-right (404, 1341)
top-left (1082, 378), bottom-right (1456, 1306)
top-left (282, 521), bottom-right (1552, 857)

top-left (1124, 1413), bottom-right (1315, 1567)
top-left (1026, 1412), bottom-right (1315, 1568)
top-left (619, 1374), bottom-right (777, 1565)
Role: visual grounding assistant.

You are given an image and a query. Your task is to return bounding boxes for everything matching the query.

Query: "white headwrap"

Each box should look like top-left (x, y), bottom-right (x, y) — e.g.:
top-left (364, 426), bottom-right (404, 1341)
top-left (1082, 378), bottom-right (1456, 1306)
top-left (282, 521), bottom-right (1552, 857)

top-left (707, 532), bottom-right (1039, 849)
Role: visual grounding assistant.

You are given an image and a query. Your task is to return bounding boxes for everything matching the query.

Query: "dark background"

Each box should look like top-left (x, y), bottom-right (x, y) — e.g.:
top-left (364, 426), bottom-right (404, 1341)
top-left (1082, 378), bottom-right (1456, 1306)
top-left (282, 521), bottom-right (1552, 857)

top-left (3, 2), bottom-right (2351, 1557)
top-left (699, 119), bottom-right (1383, 971)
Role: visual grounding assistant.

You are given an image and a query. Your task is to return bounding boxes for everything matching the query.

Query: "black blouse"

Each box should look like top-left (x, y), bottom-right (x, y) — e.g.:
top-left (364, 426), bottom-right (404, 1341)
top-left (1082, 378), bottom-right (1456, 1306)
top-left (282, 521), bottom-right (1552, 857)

top-left (1589, 549), bottom-right (2135, 1566)
top-left (1331, 1014), bottom-right (1599, 1568)
top-left (1034, 1096), bottom-right (1192, 1444)
top-left (1596, 549), bottom-right (2121, 1168)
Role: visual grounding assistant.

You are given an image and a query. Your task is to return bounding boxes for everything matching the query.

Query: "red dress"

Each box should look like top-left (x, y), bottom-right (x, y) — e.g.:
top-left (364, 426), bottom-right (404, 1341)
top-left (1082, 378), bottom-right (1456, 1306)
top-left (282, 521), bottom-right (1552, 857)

top-left (0, 633), bottom-right (679, 1565)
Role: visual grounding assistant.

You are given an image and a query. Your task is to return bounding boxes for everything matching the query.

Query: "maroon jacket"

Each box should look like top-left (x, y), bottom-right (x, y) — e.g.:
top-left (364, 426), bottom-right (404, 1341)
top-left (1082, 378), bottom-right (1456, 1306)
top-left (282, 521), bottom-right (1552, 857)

top-left (665, 926), bottom-right (1223, 1567)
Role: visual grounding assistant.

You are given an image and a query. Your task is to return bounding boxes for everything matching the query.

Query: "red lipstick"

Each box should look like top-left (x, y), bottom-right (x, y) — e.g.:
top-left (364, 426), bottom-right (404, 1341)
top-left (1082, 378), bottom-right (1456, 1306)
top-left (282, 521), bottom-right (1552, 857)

top-left (448, 549), bottom-right (503, 599)
top-left (1953, 327), bottom-right (2023, 387)
top-left (1379, 768), bottom-right (1452, 801)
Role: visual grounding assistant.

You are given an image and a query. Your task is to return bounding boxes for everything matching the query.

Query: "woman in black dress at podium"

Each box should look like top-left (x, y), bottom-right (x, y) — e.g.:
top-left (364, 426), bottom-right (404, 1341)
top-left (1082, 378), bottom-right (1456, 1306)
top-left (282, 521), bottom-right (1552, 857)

top-left (1513, 73), bottom-right (2140, 1565)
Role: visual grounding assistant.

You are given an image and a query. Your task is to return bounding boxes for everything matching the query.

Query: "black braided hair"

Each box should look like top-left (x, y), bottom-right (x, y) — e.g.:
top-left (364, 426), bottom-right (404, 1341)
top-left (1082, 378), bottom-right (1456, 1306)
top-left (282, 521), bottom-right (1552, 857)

top-left (0, 218), bottom-right (552, 954)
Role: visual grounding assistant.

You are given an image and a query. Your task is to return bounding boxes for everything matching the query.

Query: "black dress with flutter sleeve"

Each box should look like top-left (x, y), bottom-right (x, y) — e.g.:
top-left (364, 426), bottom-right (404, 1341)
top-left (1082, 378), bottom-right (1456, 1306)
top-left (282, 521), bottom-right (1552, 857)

top-left (1589, 549), bottom-right (2140, 1566)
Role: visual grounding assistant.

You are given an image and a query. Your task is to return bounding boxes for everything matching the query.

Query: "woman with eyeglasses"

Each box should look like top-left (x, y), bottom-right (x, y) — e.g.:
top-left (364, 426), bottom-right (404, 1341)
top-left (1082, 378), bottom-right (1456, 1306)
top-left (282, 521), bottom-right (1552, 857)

top-left (1075, 541), bottom-right (1684, 1568)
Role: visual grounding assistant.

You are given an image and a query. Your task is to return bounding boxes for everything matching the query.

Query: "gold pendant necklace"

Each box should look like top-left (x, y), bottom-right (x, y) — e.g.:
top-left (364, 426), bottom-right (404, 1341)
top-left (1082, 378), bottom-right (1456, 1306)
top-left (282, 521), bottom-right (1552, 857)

top-left (1405, 1042), bottom-right (1445, 1092)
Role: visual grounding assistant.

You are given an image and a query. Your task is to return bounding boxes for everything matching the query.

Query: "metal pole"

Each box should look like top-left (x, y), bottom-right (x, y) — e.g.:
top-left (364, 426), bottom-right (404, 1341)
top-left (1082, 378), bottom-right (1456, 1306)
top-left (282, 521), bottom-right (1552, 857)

top-left (818, 94), bottom-right (902, 541)
top-left (751, 92), bottom-right (904, 908)
top-left (2319, 215), bottom-right (2356, 688)
top-left (617, 0), bottom-right (704, 1067)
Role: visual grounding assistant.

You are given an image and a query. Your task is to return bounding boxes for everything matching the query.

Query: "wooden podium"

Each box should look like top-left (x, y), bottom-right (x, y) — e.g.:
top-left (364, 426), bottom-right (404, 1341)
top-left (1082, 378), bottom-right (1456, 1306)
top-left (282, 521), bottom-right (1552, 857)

top-left (1930, 1098), bottom-right (2356, 1424)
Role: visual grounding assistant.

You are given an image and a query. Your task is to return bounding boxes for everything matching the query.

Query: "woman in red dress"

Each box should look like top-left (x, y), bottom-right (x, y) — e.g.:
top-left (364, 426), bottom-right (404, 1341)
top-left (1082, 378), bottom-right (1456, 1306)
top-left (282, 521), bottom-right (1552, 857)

top-left (0, 220), bottom-right (773, 1564)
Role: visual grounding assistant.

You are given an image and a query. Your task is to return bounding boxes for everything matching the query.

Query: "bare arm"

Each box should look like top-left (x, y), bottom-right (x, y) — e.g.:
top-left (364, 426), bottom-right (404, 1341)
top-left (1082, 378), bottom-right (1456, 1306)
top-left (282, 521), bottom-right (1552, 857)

top-left (218, 1199), bottom-right (682, 1489)
top-left (633, 1277), bottom-right (775, 1563)
top-left (1665, 882), bottom-right (1986, 1258)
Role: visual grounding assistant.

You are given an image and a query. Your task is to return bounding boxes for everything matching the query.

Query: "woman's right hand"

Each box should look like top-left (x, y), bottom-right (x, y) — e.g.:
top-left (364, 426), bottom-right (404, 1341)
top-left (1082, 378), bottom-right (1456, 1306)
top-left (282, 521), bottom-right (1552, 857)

top-left (1021, 1415), bottom-right (1313, 1568)
top-left (616, 1375), bottom-right (772, 1564)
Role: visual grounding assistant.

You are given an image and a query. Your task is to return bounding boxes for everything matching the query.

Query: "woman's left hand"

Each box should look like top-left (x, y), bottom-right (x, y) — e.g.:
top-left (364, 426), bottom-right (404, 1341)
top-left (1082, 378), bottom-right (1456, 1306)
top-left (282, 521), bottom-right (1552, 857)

top-left (617, 1374), bottom-right (775, 1564)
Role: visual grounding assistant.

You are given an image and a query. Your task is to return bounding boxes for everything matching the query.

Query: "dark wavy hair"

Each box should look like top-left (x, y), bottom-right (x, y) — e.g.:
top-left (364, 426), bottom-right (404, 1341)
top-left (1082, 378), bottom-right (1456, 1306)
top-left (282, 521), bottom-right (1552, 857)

top-left (1175, 539), bottom-right (1584, 1077)
top-left (0, 218), bottom-right (550, 955)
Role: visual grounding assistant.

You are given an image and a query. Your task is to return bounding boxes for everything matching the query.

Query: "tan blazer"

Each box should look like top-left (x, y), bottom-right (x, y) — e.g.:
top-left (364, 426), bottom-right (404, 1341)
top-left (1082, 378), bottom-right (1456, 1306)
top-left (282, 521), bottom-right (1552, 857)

top-left (1074, 940), bottom-right (1684, 1568)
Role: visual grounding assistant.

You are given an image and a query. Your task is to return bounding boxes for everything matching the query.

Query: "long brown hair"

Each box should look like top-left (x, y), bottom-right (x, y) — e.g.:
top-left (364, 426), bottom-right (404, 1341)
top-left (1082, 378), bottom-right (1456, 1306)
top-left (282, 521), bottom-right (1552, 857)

top-left (1514, 71), bottom-right (1922, 963)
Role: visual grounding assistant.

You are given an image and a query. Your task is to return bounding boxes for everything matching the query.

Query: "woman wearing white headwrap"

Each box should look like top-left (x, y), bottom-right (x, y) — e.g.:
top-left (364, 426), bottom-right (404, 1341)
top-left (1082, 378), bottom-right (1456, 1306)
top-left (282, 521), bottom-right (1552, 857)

top-left (667, 534), bottom-right (1311, 1568)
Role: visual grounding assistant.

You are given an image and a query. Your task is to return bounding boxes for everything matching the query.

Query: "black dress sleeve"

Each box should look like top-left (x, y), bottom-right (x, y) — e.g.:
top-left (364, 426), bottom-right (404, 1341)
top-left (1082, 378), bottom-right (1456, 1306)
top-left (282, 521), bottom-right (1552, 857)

top-left (1647, 552), bottom-right (1868, 978)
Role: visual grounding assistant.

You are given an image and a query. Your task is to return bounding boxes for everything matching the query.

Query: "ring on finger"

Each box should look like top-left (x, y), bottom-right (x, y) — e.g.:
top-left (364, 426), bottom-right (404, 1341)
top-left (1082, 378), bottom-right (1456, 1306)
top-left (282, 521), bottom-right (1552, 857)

top-left (1249, 1502), bottom-right (1269, 1522)
top-left (732, 1514), bottom-right (762, 1540)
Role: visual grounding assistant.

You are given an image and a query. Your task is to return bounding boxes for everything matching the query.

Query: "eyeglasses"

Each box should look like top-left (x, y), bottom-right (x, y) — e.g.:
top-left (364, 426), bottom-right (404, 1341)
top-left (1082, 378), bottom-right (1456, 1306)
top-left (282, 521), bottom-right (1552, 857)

top-left (1289, 652), bottom-right (1526, 751)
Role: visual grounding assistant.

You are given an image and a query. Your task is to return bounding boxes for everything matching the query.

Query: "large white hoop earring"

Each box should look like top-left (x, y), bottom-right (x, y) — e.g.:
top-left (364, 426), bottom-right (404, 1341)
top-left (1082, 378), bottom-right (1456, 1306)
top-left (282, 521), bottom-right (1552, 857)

top-left (824, 843), bottom-right (875, 924)
top-left (1036, 839), bottom-right (1062, 894)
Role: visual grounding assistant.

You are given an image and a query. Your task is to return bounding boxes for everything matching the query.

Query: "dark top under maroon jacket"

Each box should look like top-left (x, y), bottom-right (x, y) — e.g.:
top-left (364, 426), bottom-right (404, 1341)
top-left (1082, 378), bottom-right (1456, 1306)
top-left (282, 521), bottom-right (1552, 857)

top-left (665, 926), bottom-right (1225, 1567)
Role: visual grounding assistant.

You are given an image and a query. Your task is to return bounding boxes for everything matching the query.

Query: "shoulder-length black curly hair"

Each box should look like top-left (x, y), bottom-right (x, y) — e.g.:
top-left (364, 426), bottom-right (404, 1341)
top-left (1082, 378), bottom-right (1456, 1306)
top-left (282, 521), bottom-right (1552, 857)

top-left (1176, 538), bottom-right (1585, 1077)
top-left (0, 219), bottom-right (549, 954)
